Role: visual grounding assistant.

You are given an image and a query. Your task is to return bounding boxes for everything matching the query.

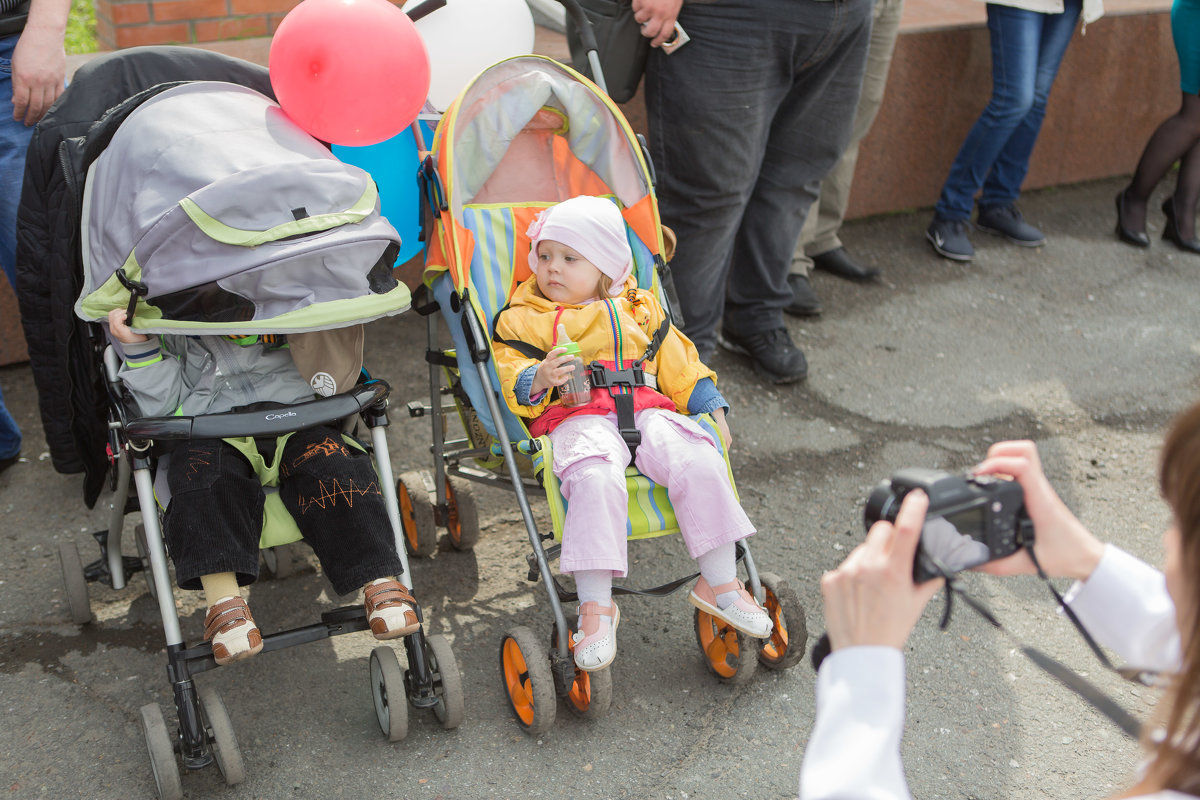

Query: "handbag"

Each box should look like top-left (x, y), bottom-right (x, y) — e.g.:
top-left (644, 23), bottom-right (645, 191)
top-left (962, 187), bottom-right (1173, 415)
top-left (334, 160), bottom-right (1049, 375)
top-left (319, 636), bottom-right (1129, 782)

top-left (565, 0), bottom-right (650, 104)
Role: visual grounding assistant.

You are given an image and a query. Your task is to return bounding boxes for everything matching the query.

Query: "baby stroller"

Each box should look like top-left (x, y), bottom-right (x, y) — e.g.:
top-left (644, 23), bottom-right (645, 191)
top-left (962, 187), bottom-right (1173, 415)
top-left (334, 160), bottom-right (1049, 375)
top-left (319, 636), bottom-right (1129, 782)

top-left (399, 54), bottom-right (808, 736)
top-left (16, 50), bottom-right (462, 800)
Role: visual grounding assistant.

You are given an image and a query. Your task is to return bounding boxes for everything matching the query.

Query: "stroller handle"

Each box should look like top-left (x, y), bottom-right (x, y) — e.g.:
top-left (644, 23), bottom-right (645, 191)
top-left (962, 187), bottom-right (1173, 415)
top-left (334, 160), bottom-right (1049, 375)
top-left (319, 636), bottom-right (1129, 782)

top-left (124, 382), bottom-right (389, 442)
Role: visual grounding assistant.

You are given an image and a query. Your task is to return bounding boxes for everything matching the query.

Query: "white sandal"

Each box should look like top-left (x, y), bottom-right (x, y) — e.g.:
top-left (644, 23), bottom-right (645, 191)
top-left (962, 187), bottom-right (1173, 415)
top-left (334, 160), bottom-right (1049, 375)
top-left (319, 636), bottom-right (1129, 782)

top-left (571, 601), bottom-right (619, 672)
top-left (689, 577), bottom-right (773, 638)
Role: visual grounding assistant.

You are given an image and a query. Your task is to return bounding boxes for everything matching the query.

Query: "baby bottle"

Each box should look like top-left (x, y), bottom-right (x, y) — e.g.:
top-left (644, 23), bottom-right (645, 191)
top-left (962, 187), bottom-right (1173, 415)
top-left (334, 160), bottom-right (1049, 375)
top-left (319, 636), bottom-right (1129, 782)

top-left (557, 325), bottom-right (591, 407)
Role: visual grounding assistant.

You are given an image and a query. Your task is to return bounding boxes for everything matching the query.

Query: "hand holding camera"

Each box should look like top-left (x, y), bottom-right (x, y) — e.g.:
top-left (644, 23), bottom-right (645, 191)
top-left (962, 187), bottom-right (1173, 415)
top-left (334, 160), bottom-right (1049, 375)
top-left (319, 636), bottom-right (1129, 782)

top-left (971, 440), bottom-right (1105, 582)
top-left (820, 440), bottom-right (1109, 659)
top-left (820, 490), bottom-right (944, 653)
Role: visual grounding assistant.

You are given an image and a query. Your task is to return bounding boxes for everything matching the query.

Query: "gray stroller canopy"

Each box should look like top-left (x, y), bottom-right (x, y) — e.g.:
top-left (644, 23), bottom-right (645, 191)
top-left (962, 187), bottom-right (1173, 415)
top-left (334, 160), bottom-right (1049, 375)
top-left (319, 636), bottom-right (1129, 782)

top-left (76, 81), bottom-right (409, 335)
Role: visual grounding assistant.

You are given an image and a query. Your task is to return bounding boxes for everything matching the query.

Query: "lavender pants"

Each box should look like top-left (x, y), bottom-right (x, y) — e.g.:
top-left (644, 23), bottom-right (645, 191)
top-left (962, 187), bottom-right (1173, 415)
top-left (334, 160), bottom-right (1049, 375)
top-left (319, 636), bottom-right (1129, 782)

top-left (550, 408), bottom-right (755, 577)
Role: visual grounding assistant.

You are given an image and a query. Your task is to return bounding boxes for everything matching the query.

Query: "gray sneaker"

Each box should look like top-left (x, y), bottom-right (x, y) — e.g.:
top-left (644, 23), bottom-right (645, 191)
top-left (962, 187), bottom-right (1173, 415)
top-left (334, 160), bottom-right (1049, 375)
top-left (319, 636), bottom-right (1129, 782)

top-left (926, 216), bottom-right (974, 261)
top-left (976, 204), bottom-right (1046, 247)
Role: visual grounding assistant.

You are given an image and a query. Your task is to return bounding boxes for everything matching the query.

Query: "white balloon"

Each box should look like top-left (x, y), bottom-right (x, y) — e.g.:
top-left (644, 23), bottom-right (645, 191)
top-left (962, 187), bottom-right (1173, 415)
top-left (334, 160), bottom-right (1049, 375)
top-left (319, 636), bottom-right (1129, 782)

top-left (402, 0), bottom-right (537, 112)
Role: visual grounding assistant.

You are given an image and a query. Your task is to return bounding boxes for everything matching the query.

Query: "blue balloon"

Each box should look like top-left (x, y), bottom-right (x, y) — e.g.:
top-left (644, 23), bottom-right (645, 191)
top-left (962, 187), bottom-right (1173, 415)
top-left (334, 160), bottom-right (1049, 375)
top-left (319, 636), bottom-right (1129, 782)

top-left (333, 123), bottom-right (434, 268)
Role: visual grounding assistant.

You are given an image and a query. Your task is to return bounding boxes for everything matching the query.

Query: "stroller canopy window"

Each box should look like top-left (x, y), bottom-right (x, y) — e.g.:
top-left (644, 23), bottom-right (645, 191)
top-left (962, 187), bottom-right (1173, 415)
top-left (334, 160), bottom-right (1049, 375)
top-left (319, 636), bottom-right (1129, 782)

top-left (76, 81), bottom-right (409, 335)
top-left (444, 57), bottom-right (652, 213)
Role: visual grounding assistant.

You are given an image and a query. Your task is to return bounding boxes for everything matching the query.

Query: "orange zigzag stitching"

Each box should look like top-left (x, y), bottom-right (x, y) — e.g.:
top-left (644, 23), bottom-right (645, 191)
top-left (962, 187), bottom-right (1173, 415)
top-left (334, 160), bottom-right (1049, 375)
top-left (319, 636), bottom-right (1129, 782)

top-left (296, 477), bottom-right (381, 515)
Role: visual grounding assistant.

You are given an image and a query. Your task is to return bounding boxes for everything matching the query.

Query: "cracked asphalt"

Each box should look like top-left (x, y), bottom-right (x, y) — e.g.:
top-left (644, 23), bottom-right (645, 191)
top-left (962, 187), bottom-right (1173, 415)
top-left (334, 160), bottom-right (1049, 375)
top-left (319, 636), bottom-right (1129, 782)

top-left (1, 176), bottom-right (1197, 799)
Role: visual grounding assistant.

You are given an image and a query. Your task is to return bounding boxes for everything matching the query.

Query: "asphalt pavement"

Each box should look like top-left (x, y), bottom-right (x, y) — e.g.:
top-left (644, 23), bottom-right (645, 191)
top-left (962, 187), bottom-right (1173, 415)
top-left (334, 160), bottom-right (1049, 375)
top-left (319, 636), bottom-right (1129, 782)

top-left (1, 176), bottom-right (1197, 799)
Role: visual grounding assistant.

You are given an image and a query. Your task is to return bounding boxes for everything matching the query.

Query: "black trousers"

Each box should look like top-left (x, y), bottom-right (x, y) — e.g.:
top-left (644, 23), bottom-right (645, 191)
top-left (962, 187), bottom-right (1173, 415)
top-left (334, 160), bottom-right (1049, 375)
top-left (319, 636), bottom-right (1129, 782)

top-left (163, 425), bottom-right (403, 595)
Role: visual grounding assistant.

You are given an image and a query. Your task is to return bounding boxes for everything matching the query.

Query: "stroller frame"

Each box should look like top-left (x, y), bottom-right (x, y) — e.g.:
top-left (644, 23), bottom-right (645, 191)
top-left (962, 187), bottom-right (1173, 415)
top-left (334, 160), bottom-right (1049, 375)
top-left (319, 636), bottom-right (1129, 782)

top-left (58, 324), bottom-right (464, 800)
top-left (404, 275), bottom-right (807, 738)
top-left (399, 53), bottom-right (808, 735)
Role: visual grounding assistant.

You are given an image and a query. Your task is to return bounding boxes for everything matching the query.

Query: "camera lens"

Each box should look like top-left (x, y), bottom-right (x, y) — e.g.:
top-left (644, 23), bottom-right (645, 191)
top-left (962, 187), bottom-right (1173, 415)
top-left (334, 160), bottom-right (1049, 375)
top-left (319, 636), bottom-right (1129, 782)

top-left (863, 480), bottom-right (897, 531)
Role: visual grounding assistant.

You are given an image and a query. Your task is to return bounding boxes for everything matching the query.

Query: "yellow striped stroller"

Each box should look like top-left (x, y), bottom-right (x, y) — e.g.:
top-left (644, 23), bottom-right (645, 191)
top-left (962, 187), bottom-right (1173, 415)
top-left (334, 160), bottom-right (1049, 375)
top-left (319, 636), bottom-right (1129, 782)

top-left (399, 55), bottom-right (808, 735)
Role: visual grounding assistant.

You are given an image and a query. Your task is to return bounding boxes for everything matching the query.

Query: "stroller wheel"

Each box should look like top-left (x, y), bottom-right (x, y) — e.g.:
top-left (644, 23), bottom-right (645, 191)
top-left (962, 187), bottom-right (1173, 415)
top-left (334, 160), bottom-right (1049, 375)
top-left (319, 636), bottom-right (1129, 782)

top-left (755, 572), bottom-right (808, 671)
top-left (139, 702), bottom-right (183, 800)
top-left (369, 646), bottom-right (410, 742)
top-left (260, 543), bottom-right (295, 579)
top-left (397, 471), bottom-right (437, 557)
top-left (132, 524), bottom-right (158, 600)
top-left (552, 617), bottom-right (613, 718)
top-left (57, 541), bottom-right (93, 625)
top-left (444, 476), bottom-right (480, 551)
top-left (500, 626), bottom-right (556, 735)
top-left (424, 633), bottom-right (465, 729)
top-left (694, 608), bottom-right (759, 685)
top-left (199, 687), bottom-right (245, 785)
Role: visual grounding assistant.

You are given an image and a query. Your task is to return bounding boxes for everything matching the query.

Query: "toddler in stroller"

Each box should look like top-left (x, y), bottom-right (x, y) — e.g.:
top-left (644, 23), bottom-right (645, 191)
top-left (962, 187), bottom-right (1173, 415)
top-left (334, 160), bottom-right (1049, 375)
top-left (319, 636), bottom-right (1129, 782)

top-left (493, 195), bottom-right (773, 672)
top-left (107, 309), bottom-right (420, 665)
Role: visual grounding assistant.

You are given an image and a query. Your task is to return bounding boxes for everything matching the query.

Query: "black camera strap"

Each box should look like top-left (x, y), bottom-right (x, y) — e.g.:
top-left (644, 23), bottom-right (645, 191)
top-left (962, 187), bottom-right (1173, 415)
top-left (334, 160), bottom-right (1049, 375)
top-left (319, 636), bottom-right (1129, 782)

top-left (929, 549), bottom-right (1146, 741)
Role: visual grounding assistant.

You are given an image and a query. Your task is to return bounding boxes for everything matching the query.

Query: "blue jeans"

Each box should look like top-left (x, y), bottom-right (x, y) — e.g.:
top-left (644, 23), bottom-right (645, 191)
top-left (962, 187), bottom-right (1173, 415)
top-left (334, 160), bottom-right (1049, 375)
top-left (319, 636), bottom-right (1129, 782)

top-left (934, 0), bottom-right (1082, 221)
top-left (645, 0), bottom-right (872, 353)
top-left (0, 34), bottom-right (28, 459)
top-left (0, 33), bottom-right (34, 288)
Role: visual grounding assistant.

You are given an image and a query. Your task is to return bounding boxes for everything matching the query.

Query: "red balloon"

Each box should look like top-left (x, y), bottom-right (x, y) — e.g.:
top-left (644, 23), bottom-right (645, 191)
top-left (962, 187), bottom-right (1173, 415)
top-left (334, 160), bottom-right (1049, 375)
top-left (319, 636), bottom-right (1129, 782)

top-left (269, 0), bottom-right (431, 147)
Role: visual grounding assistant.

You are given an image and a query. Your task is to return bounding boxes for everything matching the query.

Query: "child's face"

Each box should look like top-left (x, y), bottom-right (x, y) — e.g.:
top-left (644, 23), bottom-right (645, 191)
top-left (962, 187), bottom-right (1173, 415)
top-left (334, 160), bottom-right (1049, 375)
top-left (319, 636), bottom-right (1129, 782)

top-left (534, 240), bottom-right (604, 305)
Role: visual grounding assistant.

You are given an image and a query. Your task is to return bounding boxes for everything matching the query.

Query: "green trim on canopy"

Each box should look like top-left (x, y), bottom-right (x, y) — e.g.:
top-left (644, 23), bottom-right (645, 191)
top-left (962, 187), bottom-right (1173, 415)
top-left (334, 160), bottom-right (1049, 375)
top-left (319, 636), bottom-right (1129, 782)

top-left (81, 281), bottom-right (411, 335)
top-left (77, 252), bottom-right (143, 319)
top-left (179, 183), bottom-right (378, 248)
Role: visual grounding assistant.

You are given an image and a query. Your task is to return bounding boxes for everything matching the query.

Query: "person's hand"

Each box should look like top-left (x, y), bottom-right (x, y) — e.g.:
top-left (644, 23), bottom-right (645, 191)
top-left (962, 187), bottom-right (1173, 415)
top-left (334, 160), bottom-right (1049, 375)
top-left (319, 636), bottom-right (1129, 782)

top-left (821, 490), bottom-right (944, 651)
top-left (530, 346), bottom-right (576, 397)
top-left (11, 23), bottom-right (66, 126)
top-left (632, 0), bottom-right (684, 48)
top-left (107, 308), bottom-right (149, 345)
top-left (971, 440), bottom-right (1105, 581)
top-left (711, 406), bottom-right (732, 449)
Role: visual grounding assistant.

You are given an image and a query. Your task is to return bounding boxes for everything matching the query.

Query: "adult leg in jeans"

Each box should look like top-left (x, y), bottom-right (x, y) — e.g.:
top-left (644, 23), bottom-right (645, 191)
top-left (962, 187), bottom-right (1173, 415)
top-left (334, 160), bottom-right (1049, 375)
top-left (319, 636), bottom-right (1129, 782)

top-left (722, 0), bottom-right (872, 339)
top-left (978, 0), bottom-right (1081, 212)
top-left (0, 34), bottom-right (33, 464)
top-left (0, 380), bottom-right (19, 463)
top-left (934, 4), bottom-right (1074, 221)
top-left (646, 0), bottom-right (871, 360)
top-left (645, 1), bottom-right (778, 359)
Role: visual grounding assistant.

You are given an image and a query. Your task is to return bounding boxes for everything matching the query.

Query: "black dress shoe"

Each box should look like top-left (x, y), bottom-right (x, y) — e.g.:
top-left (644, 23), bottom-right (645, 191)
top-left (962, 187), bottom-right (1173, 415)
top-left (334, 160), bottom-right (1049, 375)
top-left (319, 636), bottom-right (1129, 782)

top-left (784, 273), bottom-right (823, 317)
top-left (811, 246), bottom-right (882, 281)
top-left (1114, 189), bottom-right (1150, 248)
top-left (1162, 197), bottom-right (1200, 254)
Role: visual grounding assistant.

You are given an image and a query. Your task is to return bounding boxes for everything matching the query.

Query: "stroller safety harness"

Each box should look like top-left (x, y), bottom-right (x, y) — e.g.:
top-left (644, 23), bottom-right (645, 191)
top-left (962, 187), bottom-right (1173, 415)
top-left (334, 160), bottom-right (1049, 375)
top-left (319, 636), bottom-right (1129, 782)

top-left (493, 301), bottom-right (671, 458)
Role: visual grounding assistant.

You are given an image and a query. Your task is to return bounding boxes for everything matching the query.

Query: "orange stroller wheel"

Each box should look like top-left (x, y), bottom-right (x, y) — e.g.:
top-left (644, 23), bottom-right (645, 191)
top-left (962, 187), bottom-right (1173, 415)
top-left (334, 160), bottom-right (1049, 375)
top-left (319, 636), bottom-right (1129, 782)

top-left (694, 608), bottom-right (759, 685)
top-left (553, 617), bottom-right (613, 718)
top-left (444, 475), bottom-right (480, 551)
top-left (500, 626), bottom-right (556, 735)
top-left (397, 471), bottom-right (437, 556)
top-left (755, 572), bottom-right (807, 671)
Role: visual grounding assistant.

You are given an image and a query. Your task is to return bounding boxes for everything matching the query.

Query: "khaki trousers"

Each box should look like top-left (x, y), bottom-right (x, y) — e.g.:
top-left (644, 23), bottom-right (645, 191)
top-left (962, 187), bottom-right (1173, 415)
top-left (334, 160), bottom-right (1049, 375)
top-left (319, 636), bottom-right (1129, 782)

top-left (792, 0), bottom-right (905, 276)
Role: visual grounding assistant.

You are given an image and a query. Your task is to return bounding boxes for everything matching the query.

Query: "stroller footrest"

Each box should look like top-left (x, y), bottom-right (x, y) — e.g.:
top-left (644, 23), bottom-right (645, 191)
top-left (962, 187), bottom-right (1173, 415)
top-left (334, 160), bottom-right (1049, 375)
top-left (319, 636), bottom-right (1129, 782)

top-left (176, 610), bottom-right (372, 675)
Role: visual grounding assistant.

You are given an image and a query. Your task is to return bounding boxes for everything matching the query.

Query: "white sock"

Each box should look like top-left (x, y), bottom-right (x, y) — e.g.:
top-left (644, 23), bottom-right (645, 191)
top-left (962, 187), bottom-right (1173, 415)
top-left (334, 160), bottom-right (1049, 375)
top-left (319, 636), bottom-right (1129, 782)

top-left (695, 543), bottom-right (741, 609)
top-left (573, 569), bottom-right (614, 619)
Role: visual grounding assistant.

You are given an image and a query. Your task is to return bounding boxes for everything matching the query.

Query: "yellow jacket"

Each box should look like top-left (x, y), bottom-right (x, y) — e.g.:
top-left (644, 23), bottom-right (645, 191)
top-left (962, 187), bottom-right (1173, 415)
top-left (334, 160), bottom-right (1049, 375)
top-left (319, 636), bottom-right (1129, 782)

top-left (493, 276), bottom-right (716, 422)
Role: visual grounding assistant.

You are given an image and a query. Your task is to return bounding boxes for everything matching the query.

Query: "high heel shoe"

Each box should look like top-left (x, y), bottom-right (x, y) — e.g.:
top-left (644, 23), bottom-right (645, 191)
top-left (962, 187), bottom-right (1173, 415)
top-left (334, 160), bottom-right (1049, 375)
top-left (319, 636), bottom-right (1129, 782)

top-left (1114, 189), bottom-right (1150, 248)
top-left (1161, 197), bottom-right (1200, 254)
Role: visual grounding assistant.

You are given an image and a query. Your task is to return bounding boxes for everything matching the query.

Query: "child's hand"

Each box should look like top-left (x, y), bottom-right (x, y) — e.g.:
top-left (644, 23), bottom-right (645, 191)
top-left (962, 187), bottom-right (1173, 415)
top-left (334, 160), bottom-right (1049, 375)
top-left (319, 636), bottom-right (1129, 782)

top-left (107, 308), bottom-right (149, 344)
top-left (711, 406), bottom-right (732, 448)
top-left (530, 346), bottom-right (576, 397)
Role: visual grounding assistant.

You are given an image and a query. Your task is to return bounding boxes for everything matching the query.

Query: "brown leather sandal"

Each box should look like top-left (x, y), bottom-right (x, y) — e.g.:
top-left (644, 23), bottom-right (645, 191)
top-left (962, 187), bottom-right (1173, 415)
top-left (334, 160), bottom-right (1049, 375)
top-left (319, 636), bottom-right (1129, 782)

top-left (364, 579), bottom-right (420, 640)
top-left (204, 596), bottom-right (263, 665)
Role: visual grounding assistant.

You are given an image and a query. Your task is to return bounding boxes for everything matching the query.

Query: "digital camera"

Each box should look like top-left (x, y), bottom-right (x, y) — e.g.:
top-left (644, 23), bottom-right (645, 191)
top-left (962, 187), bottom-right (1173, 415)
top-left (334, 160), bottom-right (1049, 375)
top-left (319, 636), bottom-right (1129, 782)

top-left (864, 468), bottom-right (1034, 583)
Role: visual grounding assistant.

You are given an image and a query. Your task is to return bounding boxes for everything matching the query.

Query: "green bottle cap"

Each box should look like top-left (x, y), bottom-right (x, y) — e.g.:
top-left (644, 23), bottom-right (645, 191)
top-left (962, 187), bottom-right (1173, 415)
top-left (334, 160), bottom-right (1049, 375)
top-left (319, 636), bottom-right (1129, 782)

top-left (559, 341), bottom-right (581, 356)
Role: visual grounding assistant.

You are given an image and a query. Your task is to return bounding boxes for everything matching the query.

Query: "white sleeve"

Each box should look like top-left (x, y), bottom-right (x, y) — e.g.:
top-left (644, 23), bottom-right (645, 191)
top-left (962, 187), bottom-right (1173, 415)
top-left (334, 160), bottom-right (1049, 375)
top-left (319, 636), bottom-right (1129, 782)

top-left (1063, 544), bottom-right (1181, 673)
top-left (800, 647), bottom-right (912, 800)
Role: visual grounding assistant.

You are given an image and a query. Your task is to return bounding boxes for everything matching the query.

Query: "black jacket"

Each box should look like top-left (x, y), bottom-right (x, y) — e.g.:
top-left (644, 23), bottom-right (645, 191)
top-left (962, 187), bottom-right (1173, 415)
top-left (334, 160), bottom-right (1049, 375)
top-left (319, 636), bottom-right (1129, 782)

top-left (14, 46), bottom-right (273, 506)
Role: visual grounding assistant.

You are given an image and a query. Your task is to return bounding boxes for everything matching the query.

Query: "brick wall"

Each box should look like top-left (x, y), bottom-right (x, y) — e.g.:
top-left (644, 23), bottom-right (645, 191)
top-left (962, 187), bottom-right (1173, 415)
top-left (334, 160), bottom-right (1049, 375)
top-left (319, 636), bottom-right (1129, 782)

top-left (92, 0), bottom-right (303, 49)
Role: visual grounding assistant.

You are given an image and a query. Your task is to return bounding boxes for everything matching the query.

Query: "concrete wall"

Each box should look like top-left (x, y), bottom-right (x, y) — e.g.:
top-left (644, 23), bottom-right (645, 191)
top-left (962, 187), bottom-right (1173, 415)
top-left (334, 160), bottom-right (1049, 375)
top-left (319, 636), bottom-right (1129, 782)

top-left (0, 2), bottom-right (1180, 365)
